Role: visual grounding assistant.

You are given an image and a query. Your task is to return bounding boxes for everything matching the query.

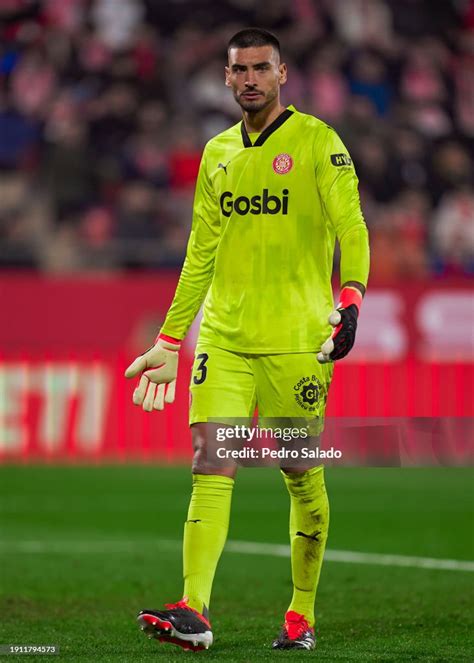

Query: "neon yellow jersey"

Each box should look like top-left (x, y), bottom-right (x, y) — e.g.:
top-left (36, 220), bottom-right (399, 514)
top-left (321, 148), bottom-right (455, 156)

top-left (161, 105), bottom-right (370, 353)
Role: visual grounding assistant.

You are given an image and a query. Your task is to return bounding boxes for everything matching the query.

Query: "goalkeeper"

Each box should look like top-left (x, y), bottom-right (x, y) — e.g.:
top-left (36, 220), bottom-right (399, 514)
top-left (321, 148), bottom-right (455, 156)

top-left (126, 27), bottom-right (369, 653)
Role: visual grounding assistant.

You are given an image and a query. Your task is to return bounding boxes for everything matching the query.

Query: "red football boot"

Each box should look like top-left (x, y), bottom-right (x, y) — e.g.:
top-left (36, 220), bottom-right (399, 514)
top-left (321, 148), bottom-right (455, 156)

top-left (272, 610), bottom-right (316, 650)
top-left (138, 598), bottom-right (212, 651)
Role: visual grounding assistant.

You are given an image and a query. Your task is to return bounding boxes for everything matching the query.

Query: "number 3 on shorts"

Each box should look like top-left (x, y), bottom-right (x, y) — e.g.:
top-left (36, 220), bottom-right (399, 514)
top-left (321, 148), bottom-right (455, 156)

top-left (193, 353), bottom-right (209, 385)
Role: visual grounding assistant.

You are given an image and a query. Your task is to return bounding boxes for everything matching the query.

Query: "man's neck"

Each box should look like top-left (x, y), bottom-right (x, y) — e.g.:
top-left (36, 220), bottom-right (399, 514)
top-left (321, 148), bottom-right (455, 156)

top-left (242, 100), bottom-right (286, 133)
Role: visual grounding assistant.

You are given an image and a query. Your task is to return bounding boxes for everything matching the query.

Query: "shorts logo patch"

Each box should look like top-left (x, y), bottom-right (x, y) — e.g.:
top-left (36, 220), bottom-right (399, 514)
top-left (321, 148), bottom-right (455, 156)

top-left (272, 153), bottom-right (293, 174)
top-left (301, 382), bottom-right (319, 405)
top-left (294, 375), bottom-right (322, 413)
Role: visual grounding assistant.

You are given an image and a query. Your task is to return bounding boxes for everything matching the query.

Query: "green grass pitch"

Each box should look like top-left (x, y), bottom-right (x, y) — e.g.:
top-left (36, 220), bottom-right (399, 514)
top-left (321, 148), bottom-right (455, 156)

top-left (1, 466), bottom-right (473, 662)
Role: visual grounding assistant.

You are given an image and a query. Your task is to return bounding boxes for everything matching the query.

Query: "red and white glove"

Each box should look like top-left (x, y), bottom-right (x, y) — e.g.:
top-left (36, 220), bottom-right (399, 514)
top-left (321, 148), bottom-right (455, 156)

top-left (125, 333), bottom-right (181, 411)
top-left (317, 287), bottom-right (363, 364)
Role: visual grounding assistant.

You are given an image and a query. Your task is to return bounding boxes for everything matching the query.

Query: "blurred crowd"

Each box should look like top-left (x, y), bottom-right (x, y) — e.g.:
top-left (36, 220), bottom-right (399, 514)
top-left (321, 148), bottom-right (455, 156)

top-left (0, 0), bottom-right (473, 279)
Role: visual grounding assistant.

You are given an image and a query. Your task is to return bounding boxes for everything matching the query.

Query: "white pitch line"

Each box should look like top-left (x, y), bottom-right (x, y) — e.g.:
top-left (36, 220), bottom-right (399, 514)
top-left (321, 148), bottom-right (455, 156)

top-left (0, 538), bottom-right (472, 572)
top-left (226, 540), bottom-right (474, 572)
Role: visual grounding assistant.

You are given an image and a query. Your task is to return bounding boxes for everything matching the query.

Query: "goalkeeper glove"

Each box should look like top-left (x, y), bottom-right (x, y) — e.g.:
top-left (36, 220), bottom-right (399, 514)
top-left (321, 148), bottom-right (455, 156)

top-left (124, 333), bottom-right (181, 412)
top-left (317, 286), bottom-right (363, 364)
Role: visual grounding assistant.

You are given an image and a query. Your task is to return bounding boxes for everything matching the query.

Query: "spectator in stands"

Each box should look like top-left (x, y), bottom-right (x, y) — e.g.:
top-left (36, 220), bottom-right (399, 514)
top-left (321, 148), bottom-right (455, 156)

top-left (114, 180), bottom-right (166, 268)
top-left (392, 127), bottom-right (429, 192)
top-left (431, 190), bottom-right (474, 275)
top-left (353, 135), bottom-right (399, 203)
top-left (168, 125), bottom-right (202, 191)
top-left (429, 141), bottom-right (474, 205)
top-left (307, 46), bottom-right (348, 122)
top-left (348, 51), bottom-right (392, 116)
top-left (42, 119), bottom-right (97, 221)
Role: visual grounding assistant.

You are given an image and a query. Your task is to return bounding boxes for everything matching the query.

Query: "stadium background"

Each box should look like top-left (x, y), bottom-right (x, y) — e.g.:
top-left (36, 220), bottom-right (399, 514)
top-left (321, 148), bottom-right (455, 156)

top-left (0, 0), bottom-right (472, 462)
top-left (0, 1), bottom-right (473, 661)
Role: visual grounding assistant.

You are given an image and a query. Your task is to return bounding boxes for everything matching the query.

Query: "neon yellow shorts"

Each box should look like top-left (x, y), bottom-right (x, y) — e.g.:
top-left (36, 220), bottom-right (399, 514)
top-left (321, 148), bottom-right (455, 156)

top-left (189, 343), bottom-right (334, 429)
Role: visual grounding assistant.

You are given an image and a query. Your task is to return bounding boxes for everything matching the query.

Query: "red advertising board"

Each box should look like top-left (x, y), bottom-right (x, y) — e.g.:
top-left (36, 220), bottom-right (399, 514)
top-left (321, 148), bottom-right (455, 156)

top-left (0, 274), bottom-right (472, 462)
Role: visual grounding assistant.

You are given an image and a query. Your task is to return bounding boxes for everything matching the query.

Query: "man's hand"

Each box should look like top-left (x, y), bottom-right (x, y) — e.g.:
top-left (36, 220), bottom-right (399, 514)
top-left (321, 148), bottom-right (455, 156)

top-left (125, 334), bottom-right (181, 411)
top-left (317, 287), bottom-right (363, 363)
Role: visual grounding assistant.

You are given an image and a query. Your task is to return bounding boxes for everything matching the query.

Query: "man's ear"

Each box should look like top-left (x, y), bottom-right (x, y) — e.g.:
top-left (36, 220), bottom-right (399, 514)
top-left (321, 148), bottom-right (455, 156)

top-left (225, 66), bottom-right (231, 87)
top-left (279, 62), bottom-right (287, 85)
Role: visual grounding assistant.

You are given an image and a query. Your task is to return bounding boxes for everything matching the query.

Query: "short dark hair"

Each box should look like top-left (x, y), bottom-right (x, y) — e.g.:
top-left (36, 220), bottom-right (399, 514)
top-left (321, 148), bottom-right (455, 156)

top-left (227, 28), bottom-right (280, 56)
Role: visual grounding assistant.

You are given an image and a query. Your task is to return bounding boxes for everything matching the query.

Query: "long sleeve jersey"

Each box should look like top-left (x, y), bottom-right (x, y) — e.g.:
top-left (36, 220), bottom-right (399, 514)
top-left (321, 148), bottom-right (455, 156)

top-left (160, 105), bottom-right (370, 353)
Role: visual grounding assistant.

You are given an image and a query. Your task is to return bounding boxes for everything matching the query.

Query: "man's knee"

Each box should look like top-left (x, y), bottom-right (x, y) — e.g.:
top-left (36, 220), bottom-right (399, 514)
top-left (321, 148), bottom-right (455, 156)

top-left (279, 434), bottom-right (323, 473)
top-left (191, 423), bottom-right (237, 478)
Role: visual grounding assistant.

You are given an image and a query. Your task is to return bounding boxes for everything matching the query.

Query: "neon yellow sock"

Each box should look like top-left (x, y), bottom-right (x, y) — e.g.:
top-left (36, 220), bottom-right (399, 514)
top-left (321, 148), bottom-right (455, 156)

top-left (183, 474), bottom-right (234, 614)
top-left (281, 466), bottom-right (329, 626)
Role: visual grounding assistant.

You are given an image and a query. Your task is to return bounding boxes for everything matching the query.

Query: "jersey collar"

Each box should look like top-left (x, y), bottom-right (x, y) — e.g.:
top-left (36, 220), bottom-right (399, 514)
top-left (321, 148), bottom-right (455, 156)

top-left (240, 106), bottom-right (295, 148)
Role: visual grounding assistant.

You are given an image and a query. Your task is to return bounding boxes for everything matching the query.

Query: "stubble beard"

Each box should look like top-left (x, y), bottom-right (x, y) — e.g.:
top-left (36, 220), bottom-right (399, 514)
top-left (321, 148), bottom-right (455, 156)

top-left (234, 87), bottom-right (278, 114)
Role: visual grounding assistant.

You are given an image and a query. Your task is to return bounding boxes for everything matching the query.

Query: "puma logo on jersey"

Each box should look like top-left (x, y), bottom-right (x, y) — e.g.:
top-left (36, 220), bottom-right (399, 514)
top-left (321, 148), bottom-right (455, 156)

top-left (220, 189), bottom-right (289, 217)
top-left (218, 161), bottom-right (231, 174)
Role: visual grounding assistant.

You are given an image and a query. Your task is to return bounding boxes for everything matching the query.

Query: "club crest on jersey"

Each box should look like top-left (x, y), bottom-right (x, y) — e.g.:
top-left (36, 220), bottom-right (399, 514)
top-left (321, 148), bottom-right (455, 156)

top-left (272, 153), bottom-right (293, 175)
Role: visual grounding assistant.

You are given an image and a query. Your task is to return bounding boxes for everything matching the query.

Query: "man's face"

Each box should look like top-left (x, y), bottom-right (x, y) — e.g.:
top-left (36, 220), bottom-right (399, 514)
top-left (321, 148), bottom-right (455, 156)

top-left (225, 45), bottom-right (287, 113)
